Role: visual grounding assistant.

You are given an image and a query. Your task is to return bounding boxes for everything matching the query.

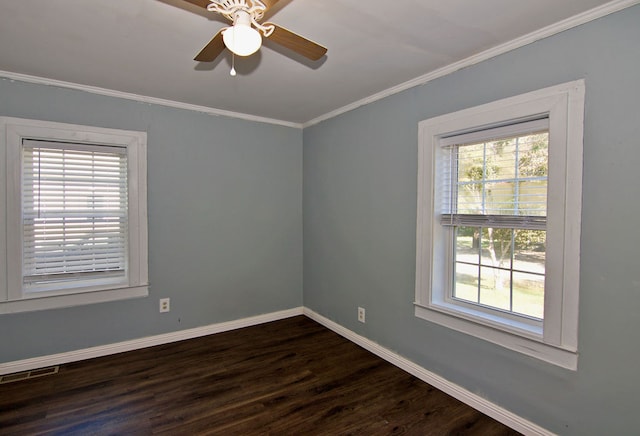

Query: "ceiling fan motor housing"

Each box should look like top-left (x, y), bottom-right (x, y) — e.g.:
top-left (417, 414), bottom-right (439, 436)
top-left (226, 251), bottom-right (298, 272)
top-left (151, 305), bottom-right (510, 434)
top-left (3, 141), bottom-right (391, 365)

top-left (209, 0), bottom-right (266, 22)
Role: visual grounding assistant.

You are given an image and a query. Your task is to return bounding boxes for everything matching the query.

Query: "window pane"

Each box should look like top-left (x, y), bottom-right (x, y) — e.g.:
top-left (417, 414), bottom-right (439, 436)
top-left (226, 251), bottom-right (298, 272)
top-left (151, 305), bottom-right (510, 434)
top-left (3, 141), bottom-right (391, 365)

top-left (513, 230), bottom-right (546, 274)
top-left (457, 143), bottom-right (485, 183)
top-left (483, 181), bottom-right (516, 215)
top-left (512, 271), bottom-right (545, 319)
top-left (486, 138), bottom-right (516, 180)
top-left (517, 180), bottom-right (547, 216)
top-left (480, 228), bottom-right (512, 269)
top-left (518, 133), bottom-right (548, 177)
top-left (456, 182), bottom-right (483, 214)
top-left (454, 131), bottom-right (548, 217)
top-left (454, 226), bottom-right (480, 303)
top-left (454, 264), bottom-right (479, 303)
top-left (479, 266), bottom-right (510, 311)
top-left (455, 226), bottom-right (480, 262)
top-left (452, 226), bottom-right (546, 318)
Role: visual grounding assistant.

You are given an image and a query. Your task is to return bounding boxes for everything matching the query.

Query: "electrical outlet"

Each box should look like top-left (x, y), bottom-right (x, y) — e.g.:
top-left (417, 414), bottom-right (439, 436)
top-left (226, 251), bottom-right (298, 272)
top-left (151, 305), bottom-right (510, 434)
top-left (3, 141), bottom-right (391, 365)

top-left (159, 298), bottom-right (170, 313)
top-left (358, 307), bottom-right (366, 323)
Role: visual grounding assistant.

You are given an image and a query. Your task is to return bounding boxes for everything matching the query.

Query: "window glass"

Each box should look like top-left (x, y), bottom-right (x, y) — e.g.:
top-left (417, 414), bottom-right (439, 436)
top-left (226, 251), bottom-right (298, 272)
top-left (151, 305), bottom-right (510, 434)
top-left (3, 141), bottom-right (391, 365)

top-left (448, 130), bottom-right (548, 319)
top-left (22, 141), bottom-right (129, 292)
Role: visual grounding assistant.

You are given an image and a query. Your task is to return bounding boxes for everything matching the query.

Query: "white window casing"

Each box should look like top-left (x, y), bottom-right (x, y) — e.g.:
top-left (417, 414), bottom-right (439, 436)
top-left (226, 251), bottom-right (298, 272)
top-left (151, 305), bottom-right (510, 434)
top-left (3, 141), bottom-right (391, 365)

top-left (415, 80), bottom-right (585, 370)
top-left (0, 117), bottom-right (148, 313)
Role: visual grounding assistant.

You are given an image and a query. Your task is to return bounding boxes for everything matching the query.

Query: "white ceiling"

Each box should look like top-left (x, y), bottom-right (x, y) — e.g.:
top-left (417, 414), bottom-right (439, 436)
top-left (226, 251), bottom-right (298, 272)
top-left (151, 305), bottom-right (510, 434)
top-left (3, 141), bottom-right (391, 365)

top-left (0, 0), bottom-right (628, 125)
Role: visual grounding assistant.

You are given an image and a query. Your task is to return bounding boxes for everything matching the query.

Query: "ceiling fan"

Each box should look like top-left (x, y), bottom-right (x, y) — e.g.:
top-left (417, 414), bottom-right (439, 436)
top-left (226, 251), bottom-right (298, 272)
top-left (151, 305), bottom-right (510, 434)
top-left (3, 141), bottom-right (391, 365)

top-left (183, 0), bottom-right (327, 64)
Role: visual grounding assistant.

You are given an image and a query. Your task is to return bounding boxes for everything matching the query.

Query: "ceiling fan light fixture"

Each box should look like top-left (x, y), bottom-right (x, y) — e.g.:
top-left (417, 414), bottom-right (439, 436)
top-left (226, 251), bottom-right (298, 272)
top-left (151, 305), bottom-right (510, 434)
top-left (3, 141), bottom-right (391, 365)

top-left (191, 0), bottom-right (328, 64)
top-left (223, 22), bottom-right (262, 57)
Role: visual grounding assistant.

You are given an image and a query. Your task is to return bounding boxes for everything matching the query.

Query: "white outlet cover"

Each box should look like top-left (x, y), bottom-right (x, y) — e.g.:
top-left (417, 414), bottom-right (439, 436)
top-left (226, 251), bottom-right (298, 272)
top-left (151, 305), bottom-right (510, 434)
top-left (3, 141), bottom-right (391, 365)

top-left (159, 298), bottom-right (170, 313)
top-left (358, 307), bottom-right (365, 323)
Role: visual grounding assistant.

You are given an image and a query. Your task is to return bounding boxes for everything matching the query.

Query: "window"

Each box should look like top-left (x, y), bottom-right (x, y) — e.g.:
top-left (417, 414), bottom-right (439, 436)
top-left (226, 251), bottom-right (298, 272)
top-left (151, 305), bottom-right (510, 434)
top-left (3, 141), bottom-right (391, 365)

top-left (415, 81), bottom-right (584, 369)
top-left (1, 118), bottom-right (148, 313)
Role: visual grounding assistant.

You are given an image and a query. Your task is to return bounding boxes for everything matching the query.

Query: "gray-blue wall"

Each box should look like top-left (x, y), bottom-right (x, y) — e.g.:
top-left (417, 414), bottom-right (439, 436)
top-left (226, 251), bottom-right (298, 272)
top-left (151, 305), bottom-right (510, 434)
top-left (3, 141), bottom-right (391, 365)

top-left (304, 5), bottom-right (640, 435)
top-left (2, 5), bottom-right (639, 435)
top-left (0, 79), bottom-right (303, 361)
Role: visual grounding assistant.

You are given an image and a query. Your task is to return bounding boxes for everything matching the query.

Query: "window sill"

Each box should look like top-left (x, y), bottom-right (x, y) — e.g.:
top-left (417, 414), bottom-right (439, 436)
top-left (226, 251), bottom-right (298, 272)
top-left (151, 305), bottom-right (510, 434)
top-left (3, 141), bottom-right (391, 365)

top-left (0, 285), bottom-right (148, 314)
top-left (414, 303), bottom-right (578, 370)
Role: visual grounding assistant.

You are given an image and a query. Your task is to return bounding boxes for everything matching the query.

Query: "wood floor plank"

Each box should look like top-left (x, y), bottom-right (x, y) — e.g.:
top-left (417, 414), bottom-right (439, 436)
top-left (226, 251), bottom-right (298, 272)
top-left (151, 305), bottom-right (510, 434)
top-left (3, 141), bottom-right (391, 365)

top-left (0, 316), bottom-right (520, 435)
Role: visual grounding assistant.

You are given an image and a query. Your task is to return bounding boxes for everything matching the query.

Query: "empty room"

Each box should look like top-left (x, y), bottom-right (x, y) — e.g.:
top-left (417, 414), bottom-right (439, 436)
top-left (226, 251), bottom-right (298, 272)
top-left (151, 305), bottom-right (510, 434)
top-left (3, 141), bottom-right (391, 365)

top-left (1, 1), bottom-right (639, 434)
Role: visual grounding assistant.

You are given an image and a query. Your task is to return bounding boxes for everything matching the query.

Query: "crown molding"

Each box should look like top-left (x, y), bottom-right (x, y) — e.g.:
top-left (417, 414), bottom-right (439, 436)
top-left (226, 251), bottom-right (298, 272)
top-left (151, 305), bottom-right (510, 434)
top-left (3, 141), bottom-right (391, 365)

top-left (1, 1), bottom-right (637, 130)
top-left (303, 0), bottom-right (640, 128)
top-left (0, 71), bottom-right (302, 129)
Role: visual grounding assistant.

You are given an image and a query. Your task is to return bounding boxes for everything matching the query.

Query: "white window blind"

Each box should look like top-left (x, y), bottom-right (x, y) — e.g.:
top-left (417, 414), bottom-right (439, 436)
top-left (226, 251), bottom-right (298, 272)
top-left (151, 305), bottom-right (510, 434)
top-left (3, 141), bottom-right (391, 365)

top-left (22, 139), bottom-right (129, 289)
top-left (439, 119), bottom-right (549, 230)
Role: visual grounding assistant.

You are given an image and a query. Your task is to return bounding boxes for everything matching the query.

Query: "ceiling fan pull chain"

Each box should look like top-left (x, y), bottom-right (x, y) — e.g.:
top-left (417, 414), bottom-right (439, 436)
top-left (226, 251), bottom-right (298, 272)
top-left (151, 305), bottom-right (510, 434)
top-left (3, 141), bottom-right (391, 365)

top-left (230, 53), bottom-right (237, 76)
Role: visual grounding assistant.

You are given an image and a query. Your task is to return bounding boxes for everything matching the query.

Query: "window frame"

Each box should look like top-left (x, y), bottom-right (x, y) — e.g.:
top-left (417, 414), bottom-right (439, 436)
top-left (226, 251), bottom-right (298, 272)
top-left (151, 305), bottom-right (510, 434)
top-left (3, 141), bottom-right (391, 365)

top-left (1, 117), bottom-right (148, 313)
top-left (415, 80), bottom-right (584, 369)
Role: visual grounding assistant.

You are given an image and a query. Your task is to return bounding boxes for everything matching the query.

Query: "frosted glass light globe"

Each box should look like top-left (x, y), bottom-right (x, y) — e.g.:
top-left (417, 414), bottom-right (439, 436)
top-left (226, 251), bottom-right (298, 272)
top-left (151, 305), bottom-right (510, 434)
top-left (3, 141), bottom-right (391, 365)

top-left (223, 24), bottom-right (262, 57)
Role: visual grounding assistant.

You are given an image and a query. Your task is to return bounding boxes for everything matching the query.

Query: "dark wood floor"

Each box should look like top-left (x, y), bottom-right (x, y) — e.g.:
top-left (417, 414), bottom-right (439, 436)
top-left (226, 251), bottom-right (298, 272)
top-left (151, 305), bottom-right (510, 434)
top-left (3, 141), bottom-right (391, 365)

top-left (0, 316), bottom-right (519, 435)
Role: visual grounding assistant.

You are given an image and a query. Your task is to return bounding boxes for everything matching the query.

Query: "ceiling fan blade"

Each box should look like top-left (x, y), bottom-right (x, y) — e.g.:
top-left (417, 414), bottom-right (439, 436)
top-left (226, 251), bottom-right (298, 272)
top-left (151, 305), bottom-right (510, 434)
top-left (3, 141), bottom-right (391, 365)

top-left (265, 24), bottom-right (327, 61)
top-left (183, 0), bottom-right (211, 8)
top-left (260, 0), bottom-right (281, 11)
top-left (194, 29), bottom-right (226, 62)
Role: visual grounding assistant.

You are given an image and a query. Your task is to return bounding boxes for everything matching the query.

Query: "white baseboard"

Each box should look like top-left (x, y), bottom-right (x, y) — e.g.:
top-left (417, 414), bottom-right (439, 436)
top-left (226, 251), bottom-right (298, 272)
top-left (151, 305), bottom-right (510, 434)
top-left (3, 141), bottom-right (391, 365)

top-left (303, 308), bottom-right (552, 436)
top-left (1, 305), bottom-right (550, 435)
top-left (0, 307), bottom-right (303, 375)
